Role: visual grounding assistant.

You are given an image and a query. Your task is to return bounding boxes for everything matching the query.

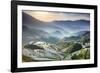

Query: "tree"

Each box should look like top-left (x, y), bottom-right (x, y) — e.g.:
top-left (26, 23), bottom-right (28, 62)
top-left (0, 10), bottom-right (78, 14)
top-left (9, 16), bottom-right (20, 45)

top-left (67, 43), bottom-right (82, 53)
top-left (71, 49), bottom-right (90, 60)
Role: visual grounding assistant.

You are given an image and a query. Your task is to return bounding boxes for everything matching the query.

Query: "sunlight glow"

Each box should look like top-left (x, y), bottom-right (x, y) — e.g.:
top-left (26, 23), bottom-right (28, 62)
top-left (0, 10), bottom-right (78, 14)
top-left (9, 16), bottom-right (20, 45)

top-left (23, 11), bottom-right (90, 22)
top-left (24, 11), bottom-right (59, 22)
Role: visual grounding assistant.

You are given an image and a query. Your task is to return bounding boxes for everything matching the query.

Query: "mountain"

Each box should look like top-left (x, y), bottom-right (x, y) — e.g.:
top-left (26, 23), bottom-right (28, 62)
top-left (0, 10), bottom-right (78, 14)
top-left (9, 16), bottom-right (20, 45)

top-left (62, 36), bottom-right (79, 42)
top-left (51, 31), bottom-right (62, 36)
top-left (53, 20), bottom-right (90, 32)
top-left (74, 31), bottom-right (90, 37)
top-left (50, 31), bottom-right (63, 38)
top-left (22, 12), bottom-right (90, 62)
top-left (22, 26), bottom-right (49, 44)
top-left (22, 12), bottom-right (61, 44)
top-left (60, 31), bottom-right (90, 43)
top-left (41, 36), bottom-right (59, 44)
top-left (23, 40), bottom-right (89, 62)
top-left (22, 12), bottom-right (49, 44)
top-left (23, 41), bottom-right (65, 61)
top-left (22, 12), bottom-right (90, 45)
top-left (24, 41), bottom-right (49, 50)
top-left (53, 20), bottom-right (90, 26)
top-left (80, 31), bottom-right (90, 44)
top-left (22, 12), bottom-right (44, 25)
top-left (22, 12), bottom-right (50, 32)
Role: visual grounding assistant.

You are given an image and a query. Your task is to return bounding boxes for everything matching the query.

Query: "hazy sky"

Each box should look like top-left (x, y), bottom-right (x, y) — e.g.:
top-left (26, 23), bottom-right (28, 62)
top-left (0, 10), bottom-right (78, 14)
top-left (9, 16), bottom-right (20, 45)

top-left (23, 10), bottom-right (90, 22)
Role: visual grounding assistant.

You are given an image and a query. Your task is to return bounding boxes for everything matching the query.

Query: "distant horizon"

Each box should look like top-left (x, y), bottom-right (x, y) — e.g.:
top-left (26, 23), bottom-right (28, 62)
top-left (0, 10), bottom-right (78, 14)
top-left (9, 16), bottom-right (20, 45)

top-left (23, 11), bottom-right (90, 22)
top-left (23, 11), bottom-right (90, 23)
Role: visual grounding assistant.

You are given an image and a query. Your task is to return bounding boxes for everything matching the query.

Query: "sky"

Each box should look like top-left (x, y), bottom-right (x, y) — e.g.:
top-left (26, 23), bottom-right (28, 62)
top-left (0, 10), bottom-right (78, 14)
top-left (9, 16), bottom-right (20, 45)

top-left (23, 10), bottom-right (90, 22)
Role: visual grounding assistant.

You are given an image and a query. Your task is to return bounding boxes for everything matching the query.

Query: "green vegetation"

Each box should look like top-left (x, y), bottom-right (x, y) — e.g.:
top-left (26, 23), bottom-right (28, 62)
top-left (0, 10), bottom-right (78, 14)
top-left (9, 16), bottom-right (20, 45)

top-left (24, 44), bottom-right (43, 50)
top-left (22, 31), bottom-right (90, 62)
top-left (22, 55), bottom-right (33, 62)
top-left (67, 43), bottom-right (82, 53)
top-left (23, 41), bottom-right (90, 62)
top-left (71, 48), bottom-right (90, 59)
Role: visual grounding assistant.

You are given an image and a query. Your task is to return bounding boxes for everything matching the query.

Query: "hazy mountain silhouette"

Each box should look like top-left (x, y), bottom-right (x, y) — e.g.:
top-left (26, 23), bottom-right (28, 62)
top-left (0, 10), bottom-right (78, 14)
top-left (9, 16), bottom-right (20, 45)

top-left (61, 31), bottom-right (90, 42)
top-left (22, 12), bottom-right (90, 44)
top-left (22, 12), bottom-right (44, 25)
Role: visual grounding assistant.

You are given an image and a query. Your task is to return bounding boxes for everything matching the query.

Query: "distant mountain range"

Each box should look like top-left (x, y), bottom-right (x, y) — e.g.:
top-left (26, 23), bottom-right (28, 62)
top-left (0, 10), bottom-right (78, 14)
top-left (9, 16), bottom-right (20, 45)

top-left (22, 12), bottom-right (45, 25)
top-left (74, 31), bottom-right (90, 36)
top-left (22, 12), bottom-right (90, 44)
top-left (61, 31), bottom-right (90, 43)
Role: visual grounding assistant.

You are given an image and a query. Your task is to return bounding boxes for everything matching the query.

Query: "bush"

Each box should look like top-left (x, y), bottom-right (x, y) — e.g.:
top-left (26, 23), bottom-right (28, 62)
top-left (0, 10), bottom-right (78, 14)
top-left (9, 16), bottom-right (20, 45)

top-left (67, 43), bottom-right (82, 53)
top-left (71, 49), bottom-right (90, 60)
top-left (24, 44), bottom-right (43, 50)
top-left (22, 55), bottom-right (33, 62)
